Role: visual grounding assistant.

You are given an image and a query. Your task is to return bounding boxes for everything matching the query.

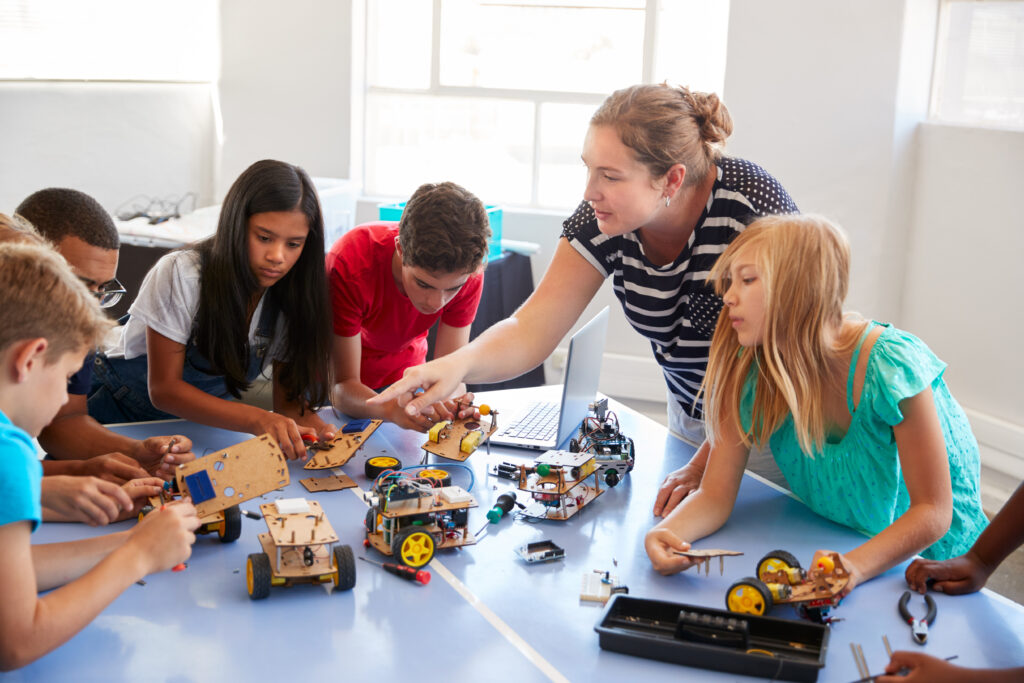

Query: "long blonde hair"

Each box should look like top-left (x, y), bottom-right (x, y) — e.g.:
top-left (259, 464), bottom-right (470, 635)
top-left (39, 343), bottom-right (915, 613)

top-left (701, 215), bottom-right (853, 455)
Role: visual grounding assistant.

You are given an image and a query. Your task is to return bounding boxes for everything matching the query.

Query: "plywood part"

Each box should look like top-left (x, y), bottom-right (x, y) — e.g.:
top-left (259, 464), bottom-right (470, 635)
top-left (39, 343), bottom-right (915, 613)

top-left (675, 549), bottom-right (745, 559)
top-left (516, 459), bottom-right (598, 494)
top-left (420, 410), bottom-right (498, 462)
top-left (299, 473), bottom-right (357, 492)
top-left (257, 532), bottom-right (336, 578)
top-left (304, 419), bottom-right (383, 470)
top-left (174, 433), bottom-right (289, 518)
top-left (378, 487), bottom-right (478, 519)
top-left (535, 450), bottom-right (594, 467)
top-left (259, 500), bottom-right (338, 547)
top-left (521, 484), bottom-right (603, 521)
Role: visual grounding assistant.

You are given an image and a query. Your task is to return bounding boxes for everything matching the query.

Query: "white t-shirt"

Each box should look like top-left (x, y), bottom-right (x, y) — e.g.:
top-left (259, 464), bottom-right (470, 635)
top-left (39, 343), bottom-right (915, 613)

top-left (103, 249), bottom-right (283, 363)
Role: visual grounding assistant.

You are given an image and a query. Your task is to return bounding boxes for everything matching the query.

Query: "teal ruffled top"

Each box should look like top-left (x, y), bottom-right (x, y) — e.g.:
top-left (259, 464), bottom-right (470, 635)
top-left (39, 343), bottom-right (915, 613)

top-left (740, 322), bottom-right (987, 560)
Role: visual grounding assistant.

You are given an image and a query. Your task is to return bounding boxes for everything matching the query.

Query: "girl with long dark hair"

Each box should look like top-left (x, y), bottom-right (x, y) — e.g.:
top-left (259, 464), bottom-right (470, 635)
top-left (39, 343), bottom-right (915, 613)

top-left (88, 160), bottom-right (334, 458)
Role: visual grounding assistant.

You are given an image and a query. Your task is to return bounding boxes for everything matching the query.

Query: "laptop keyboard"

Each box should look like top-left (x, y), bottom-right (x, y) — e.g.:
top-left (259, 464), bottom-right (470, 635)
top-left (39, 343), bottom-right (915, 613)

top-left (500, 401), bottom-right (558, 441)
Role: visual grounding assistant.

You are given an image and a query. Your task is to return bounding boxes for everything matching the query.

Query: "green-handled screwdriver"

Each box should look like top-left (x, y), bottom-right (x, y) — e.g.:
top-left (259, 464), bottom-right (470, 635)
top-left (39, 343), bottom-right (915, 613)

top-left (358, 556), bottom-right (431, 585)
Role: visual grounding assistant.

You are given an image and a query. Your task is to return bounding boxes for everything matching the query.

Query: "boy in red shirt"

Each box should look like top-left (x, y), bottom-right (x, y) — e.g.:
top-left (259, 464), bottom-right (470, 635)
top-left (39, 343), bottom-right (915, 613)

top-left (327, 182), bottom-right (490, 431)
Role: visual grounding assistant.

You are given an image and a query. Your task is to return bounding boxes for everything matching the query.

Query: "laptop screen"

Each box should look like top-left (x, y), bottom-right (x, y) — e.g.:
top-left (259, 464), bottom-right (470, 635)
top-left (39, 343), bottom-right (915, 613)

top-left (554, 307), bottom-right (609, 447)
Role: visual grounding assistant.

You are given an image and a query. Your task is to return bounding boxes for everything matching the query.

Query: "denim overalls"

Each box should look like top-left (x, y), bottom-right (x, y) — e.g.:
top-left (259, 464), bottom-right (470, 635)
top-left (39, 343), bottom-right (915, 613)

top-left (87, 299), bottom-right (277, 424)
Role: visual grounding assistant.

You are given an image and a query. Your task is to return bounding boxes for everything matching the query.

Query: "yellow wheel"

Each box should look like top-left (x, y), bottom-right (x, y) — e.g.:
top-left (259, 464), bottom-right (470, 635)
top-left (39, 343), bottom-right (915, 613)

top-left (815, 555), bottom-right (836, 574)
top-left (393, 528), bottom-right (435, 568)
top-left (479, 404), bottom-right (491, 416)
top-left (365, 455), bottom-right (402, 479)
top-left (417, 469), bottom-right (452, 486)
top-left (757, 549), bottom-right (801, 582)
top-left (726, 578), bottom-right (773, 615)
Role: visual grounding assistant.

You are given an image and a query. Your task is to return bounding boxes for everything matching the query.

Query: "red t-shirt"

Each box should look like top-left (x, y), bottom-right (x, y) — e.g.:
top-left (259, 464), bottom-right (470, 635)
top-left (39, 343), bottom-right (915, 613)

top-left (326, 222), bottom-right (484, 389)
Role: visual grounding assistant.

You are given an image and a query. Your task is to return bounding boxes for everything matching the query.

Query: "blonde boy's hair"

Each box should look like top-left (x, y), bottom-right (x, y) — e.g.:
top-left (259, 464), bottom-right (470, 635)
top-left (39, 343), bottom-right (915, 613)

top-left (701, 214), bottom-right (854, 455)
top-left (0, 242), bottom-right (113, 361)
top-left (0, 213), bottom-right (48, 247)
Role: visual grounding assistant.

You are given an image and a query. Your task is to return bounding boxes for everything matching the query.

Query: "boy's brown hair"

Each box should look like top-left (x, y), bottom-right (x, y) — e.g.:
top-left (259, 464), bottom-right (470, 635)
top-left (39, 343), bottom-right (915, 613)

top-left (0, 242), bottom-right (113, 361)
top-left (397, 181), bottom-right (490, 273)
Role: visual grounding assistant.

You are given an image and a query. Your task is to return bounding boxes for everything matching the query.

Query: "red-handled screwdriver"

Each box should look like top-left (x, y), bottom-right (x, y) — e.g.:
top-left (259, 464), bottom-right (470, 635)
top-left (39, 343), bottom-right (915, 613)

top-left (358, 556), bottom-right (431, 585)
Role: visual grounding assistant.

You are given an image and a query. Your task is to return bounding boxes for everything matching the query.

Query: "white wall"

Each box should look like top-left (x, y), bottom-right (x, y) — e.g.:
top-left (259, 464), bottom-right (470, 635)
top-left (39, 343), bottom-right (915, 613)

top-left (904, 122), bottom-right (1024, 508)
top-left (0, 82), bottom-right (217, 215)
top-left (218, 0), bottom-right (355, 195)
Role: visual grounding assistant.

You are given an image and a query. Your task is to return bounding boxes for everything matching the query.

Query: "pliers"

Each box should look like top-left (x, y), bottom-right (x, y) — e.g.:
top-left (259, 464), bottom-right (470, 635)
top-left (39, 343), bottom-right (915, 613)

top-left (898, 590), bottom-right (936, 644)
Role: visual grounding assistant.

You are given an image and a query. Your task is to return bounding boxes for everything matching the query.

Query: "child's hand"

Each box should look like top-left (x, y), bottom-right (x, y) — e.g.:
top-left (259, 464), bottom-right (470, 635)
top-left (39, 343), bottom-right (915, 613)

top-left (811, 549), bottom-right (862, 597)
top-left (128, 501), bottom-right (200, 575)
top-left (435, 392), bottom-right (478, 421)
top-left (119, 477), bottom-right (166, 518)
top-left (876, 651), bottom-right (967, 682)
top-left (255, 413), bottom-right (314, 460)
top-left (385, 399), bottom-right (435, 432)
top-left (905, 551), bottom-right (991, 595)
top-left (134, 436), bottom-right (195, 480)
top-left (653, 461), bottom-right (705, 518)
top-left (74, 453), bottom-right (150, 485)
top-left (644, 528), bottom-right (702, 575)
top-left (41, 475), bottom-right (135, 526)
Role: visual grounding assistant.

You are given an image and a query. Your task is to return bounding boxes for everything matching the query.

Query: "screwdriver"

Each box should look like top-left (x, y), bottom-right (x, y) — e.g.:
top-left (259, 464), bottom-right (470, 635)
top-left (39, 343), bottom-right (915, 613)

top-left (358, 556), bottom-right (431, 585)
top-left (475, 492), bottom-right (519, 536)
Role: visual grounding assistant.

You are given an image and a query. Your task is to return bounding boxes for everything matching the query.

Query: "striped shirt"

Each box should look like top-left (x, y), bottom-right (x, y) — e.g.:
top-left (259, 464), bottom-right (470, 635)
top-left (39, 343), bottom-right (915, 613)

top-left (562, 156), bottom-right (798, 420)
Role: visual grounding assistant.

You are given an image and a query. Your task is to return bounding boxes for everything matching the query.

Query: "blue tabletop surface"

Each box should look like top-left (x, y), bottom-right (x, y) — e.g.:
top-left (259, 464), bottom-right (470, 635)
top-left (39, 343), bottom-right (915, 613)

top-left (8, 387), bottom-right (1023, 682)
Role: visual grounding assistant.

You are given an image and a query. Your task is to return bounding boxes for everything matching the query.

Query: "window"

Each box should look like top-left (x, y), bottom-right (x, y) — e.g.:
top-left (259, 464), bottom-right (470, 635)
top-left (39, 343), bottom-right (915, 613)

top-left (0, 0), bottom-right (218, 82)
top-left (363, 0), bottom-right (730, 209)
top-left (931, 0), bottom-right (1024, 129)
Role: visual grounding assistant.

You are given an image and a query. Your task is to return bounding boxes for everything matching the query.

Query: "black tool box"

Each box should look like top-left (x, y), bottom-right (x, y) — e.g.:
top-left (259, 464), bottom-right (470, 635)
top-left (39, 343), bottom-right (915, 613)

top-left (594, 595), bottom-right (829, 682)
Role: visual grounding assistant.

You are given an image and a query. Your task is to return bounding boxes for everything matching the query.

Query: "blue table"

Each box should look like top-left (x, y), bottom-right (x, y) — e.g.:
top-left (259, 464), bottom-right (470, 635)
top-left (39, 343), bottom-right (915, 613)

top-left (10, 387), bottom-right (1024, 682)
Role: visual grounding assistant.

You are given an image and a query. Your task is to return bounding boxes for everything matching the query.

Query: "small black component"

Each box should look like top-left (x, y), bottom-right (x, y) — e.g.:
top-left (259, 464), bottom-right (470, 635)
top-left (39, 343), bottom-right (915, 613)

top-left (450, 508), bottom-right (469, 526)
top-left (675, 610), bottom-right (750, 649)
top-left (303, 546), bottom-right (314, 567)
top-left (491, 462), bottom-right (520, 480)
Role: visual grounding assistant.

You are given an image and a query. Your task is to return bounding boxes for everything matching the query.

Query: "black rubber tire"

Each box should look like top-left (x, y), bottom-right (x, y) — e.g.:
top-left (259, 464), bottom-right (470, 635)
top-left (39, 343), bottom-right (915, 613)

top-left (604, 469), bottom-right (620, 487)
top-left (246, 553), bottom-right (272, 600)
top-left (365, 456), bottom-right (402, 480)
top-left (726, 577), bottom-right (774, 616)
top-left (219, 505), bottom-right (242, 543)
top-left (333, 545), bottom-right (357, 591)
top-left (364, 508), bottom-right (377, 534)
top-left (757, 549), bottom-right (802, 581)
top-left (625, 439), bottom-right (635, 472)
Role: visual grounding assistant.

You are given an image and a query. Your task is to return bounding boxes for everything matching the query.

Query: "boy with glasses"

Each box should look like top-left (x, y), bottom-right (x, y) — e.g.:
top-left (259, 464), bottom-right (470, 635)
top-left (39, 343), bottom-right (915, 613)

top-left (15, 189), bottom-right (194, 480)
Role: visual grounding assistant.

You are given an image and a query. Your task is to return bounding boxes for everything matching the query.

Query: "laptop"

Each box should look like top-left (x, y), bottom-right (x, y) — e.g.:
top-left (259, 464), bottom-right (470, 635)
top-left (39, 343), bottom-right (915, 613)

top-left (490, 307), bottom-right (609, 450)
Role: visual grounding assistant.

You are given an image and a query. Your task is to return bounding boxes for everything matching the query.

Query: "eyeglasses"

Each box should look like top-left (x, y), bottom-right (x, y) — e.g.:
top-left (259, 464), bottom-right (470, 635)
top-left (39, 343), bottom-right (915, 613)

top-left (79, 277), bottom-right (127, 309)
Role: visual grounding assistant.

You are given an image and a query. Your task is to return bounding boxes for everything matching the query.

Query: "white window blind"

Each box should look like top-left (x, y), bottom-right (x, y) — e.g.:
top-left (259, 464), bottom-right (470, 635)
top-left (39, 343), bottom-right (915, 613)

top-left (932, 0), bottom-right (1024, 129)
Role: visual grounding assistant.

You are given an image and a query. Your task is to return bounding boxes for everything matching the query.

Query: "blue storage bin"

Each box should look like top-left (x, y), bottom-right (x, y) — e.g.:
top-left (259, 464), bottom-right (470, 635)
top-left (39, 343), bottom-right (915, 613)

top-left (378, 201), bottom-right (503, 261)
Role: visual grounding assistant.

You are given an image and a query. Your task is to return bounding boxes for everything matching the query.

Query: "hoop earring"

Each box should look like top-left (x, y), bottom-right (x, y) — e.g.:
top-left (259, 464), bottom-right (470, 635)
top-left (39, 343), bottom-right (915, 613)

top-left (664, 196), bottom-right (671, 207)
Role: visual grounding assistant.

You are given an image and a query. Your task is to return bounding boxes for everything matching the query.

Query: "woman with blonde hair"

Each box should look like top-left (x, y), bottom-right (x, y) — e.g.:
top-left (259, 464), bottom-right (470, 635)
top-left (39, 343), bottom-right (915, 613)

top-left (373, 83), bottom-right (797, 499)
top-left (645, 215), bottom-right (987, 592)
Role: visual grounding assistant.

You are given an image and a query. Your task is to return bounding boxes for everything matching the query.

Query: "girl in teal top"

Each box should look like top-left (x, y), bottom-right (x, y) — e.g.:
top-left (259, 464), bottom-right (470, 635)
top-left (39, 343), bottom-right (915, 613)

top-left (645, 215), bottom-right (987, 596)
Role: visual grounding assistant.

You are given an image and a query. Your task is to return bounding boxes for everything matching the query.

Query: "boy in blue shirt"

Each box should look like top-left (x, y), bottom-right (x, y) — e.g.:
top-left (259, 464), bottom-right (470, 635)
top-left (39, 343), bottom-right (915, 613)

top-left (0, 242), bottom-right (198, 670)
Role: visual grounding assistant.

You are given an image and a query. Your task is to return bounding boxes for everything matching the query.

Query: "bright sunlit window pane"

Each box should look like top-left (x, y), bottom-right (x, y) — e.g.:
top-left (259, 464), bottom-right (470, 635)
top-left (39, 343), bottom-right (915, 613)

top-left (439, 0), bottom-right (644, 92)
top-left (653, 0), bottom-right (730, 95)
top-left (933, 0), bottom-right (1024, 128)
top-left (538, 103), bottom-right (595, 208)
top-left (0, 0), bottom-right (218, 81)
top-left (366, 93), bottom-right (534, 204)
top-left (367, 0), bottom-right (432, 89)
